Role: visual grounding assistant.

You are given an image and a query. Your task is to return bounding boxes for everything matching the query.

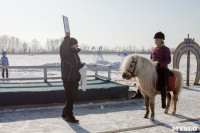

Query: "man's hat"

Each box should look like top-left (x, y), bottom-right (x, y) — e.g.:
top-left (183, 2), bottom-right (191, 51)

top-left (2, 51), bottom-right (6, 55)
top-left (69, 38), bottom-right (78, 46)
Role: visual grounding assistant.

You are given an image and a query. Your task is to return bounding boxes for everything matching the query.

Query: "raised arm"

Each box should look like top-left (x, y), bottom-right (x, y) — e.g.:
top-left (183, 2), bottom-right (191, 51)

top-left (60, 32), bottom-right (70, 60)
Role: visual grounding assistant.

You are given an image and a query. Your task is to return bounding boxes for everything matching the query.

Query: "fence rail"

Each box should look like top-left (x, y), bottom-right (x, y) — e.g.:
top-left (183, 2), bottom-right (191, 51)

top-left (0, 64), bottom-right (112, 82)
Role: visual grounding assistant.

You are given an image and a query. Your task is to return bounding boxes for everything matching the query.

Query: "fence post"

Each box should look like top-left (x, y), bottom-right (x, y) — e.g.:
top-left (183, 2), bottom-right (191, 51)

top-left (95, 64), bottom-right (98, 79)
top-left (107, 65), bottom-right (111, 81)
top-left (44, 68), bottom-right (47, 82)
top-left (186, 51), bottom-right (190, 86)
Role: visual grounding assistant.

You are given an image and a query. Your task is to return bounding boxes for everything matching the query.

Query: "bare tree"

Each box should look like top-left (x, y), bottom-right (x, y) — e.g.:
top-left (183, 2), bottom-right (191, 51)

top-left (31, 39), bottom-right (40, 53)
top-left (22, 42), bottom-right (28, 54)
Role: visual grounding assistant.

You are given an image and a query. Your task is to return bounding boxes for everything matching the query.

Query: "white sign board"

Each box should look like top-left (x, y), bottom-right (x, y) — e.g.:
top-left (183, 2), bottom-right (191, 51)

top-left (173, 37), bottom-right (200, 85)
top-left (63, 16), bottom-right (70, 33)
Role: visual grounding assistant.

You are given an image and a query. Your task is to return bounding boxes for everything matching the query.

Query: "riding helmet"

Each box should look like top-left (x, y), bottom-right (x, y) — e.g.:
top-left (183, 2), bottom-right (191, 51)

top-left (154, 32), bottom-right (165, 40)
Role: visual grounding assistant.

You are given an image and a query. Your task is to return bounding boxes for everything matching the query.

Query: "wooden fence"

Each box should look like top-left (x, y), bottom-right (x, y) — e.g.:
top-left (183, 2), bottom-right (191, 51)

top-left (0, 64), bottom-right (112, 82)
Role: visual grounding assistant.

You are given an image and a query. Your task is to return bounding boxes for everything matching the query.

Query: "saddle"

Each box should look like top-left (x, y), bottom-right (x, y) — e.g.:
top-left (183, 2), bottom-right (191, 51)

top-left (154, 71), bottom-right (176, 92)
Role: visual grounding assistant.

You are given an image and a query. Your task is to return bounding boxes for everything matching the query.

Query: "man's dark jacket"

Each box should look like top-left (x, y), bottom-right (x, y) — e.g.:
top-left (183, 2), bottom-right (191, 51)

top-left (60, 36), bottom-right (83, 82)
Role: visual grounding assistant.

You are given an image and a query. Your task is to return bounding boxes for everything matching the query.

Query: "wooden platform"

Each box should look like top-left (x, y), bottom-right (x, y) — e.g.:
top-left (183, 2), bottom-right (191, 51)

top-left (0, 80), bottom-right (129, 106)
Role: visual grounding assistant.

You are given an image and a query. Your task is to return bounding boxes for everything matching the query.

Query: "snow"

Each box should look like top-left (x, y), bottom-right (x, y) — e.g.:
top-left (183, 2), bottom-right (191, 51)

top-left (1, 53), bottom-right (197, 84)
top-left (0, 85), bottom-right (200, 133)
top-left (0, 53), bottom-right (200, 132)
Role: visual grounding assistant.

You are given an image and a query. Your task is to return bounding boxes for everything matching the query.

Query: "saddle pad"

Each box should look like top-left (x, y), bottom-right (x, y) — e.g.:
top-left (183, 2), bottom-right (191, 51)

top-left (154, 74), bottom-right (176, 92)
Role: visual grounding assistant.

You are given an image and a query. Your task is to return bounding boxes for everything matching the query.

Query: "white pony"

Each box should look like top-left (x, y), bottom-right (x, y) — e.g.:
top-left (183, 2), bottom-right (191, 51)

top-left (121, 54), bottom-right (182, 121)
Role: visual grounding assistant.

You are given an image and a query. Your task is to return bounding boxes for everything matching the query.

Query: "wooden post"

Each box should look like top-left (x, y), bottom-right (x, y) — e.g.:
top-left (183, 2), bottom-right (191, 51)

top-left (186, 51), bottom-right (190, 86)
top-left (44, 68), bottom-right (47, 82)
top-left (95, 65), bottom-right (98, 79)
top-left (107, 65), bottom-right (111, 81)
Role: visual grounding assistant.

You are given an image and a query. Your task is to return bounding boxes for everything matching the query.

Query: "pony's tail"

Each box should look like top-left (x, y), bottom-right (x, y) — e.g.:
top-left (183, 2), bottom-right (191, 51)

top-left (171, 70), bottom-right (182, 106)
top-left (176, 70), bottom-right (183, 98)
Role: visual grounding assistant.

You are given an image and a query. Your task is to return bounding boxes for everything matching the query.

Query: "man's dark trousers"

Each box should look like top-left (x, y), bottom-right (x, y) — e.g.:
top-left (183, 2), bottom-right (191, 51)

top-left (2, 69), bottom-right (8, 78)
top-left (62, 81), bottom-right (79, 117)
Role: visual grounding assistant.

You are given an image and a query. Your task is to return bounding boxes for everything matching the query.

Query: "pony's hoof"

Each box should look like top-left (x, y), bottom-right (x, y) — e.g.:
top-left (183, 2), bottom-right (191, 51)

top-left (172, 111), bottom-right (176, 115)
top-left (150, 117), bottom-right (154, 121)
top-left (164, 110), bottom-right (168, 114)
top-left (144, 113), bottom-right (149, 118)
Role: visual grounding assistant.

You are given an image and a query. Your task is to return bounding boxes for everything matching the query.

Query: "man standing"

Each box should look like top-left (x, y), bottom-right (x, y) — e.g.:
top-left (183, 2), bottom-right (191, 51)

top-left (1, 51), bottom-right (9, 78)
top-left (150, 32), bottom-right (171, 109)
top-left (60, 32), bottom-right (85, 123)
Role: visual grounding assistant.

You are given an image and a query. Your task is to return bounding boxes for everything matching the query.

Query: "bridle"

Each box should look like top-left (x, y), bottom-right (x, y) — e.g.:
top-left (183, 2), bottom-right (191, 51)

top-left (126, 57), bottom-right (137, 77)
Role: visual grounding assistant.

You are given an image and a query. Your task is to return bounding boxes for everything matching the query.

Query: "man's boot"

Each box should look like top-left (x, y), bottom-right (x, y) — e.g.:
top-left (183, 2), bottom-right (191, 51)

top-left (65, 115), bottom-right (79, 123)
top-left (160, 86), bottom-right (167, 109)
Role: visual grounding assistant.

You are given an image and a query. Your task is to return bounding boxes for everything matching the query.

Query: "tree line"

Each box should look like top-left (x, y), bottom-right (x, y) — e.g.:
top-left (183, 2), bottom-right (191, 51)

top-left (0, 35), bottom-right (175, 54)
top-left (0, 35), bottom-right (62, 54)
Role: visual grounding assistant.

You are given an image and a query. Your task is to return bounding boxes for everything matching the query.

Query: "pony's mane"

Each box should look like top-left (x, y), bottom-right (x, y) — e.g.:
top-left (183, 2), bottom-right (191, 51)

top-left (120, 55), bottom-right (134, 72)
top-left (121, 54), bottom-right (158, 94)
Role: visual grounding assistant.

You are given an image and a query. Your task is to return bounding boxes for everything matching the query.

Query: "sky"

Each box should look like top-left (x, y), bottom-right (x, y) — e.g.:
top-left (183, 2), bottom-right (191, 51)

top-left (0, 0), bottom-right (199, 49)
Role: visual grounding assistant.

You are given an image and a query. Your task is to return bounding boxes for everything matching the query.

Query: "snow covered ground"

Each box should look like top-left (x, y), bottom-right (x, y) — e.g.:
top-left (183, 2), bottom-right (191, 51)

top-left (1, 53), bottom-right (197, 84)
top-left (0, 84), bottom-right (200, 133)
top-left (0, 53), bottom-right (199, 133)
